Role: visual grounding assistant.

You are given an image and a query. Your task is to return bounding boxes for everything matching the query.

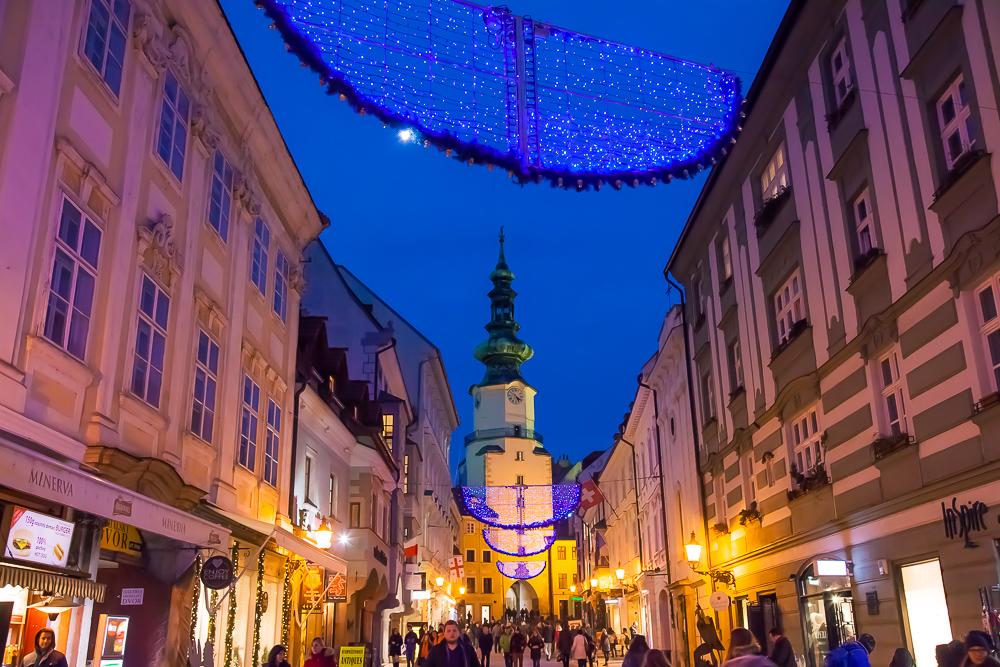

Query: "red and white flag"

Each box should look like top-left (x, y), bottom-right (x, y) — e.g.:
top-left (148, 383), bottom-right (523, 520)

top-left (404, 538), bottom-right (419, 560)
top-left (448, 555), bottom-right (465, 580)
top-left (578, 479), bottom-right (605, 512)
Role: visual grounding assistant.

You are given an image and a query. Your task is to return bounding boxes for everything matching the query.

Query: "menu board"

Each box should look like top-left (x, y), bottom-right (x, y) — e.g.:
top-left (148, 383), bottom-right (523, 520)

top-left (4, 507), bottom-right (74, 568)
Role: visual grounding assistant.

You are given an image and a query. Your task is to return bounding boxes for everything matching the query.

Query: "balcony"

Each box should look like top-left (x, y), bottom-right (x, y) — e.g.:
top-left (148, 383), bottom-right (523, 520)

top-left (464, 426), bottom-right (543, 446)
top-left (871, 432), bottom-right (916, 461)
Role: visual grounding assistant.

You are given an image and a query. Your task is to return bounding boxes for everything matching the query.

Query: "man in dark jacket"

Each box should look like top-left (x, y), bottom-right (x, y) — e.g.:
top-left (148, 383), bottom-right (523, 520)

top-left (769, 628), bottom-right (795, 667)
top-left (428, 621), bottom-right (483, 667)
top-left (557, 624), bottom-right (575, 667)
top-left (825, 634), bottom-right (876, 667)
top-left (479, 624), bottom-right (496, 667)
top-left (511, 627), bottom-right (528, 667)
top-left (20, 628), bottom-right (68, 667)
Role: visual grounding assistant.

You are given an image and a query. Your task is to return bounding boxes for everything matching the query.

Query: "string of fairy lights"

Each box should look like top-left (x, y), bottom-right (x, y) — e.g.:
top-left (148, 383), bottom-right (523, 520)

top-left (257, 0), bottom-right (741, 188)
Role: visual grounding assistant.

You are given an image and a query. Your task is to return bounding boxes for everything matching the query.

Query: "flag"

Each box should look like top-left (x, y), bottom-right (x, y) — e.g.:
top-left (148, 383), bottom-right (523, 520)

top-left (578, 479), bottom-right (604, 511)
top-left (448, 555), bottom-right (465, 580)
top-left (404, 538), bottom-right (419, 560)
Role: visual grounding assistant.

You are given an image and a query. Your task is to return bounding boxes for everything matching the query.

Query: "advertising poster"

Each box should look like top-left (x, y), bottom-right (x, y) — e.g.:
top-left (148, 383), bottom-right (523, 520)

top-left (302, 566), bottom-right (327, 613)
top-left (4, 507), bottom-right (75, 568)
top-left (326, 571), bottom-right (348, 603)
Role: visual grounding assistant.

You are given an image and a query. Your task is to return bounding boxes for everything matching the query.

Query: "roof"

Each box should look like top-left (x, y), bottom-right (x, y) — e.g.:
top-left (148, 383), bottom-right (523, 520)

top-left (665, 0), bottom-right (805, 275)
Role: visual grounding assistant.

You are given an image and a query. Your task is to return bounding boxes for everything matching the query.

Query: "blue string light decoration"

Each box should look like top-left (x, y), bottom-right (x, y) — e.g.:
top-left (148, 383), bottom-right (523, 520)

top-left (483, 526), bottom-right (556, 557)
top-left (497, 560), bottom-right (547, 580)
top-left (256, 0), bottom-right (743, 190)
top-left (461, 484), bottom-right (581, 529)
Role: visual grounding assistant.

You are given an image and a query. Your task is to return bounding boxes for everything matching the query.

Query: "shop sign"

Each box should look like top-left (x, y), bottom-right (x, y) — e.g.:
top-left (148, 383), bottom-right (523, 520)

top-left (120, 587), bottom-right (144, 606)
top-left (113, 496), bottom-right (133, 517)
top-left (411, 590), bottom-right (431, 601)
top-left (101, 521), bottom-right (143, 557)
top-left (708, 591), bottom-right (730, 611)
top-left (942, 497), bottom-right (989, 547)
top-left (302, 566), bottom-right (327, 612)
top-left (4, 507), bottom-right (74, 568)
top-left (339, 645), bottom-right (366, 667)
top-left (201, 555), bottom-right (235, 589)
top-left (815, 560), bottom-right (849, 577)
top-left (326, 571), bottom-right (348, 603)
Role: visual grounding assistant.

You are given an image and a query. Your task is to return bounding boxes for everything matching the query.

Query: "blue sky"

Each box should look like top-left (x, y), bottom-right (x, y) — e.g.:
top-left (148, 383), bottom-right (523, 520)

top-left (221, 0), bottom-right (790, 473)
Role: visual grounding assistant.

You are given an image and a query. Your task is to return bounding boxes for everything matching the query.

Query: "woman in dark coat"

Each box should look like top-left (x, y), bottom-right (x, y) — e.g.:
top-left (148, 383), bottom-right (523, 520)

top-left (622, 635), bottom-right (650, 667)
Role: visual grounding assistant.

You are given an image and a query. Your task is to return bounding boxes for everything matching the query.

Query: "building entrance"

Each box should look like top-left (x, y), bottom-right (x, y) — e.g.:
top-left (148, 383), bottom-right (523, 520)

top-left (506, 581), bottom-right (539, 613)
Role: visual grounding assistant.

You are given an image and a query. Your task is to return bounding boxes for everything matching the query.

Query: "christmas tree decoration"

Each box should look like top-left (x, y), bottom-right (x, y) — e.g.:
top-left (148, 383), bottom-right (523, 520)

top-left (483, 526), bottom-right (556, 557)
top-left (256, 0), bottom-right (742, 189)
top-left (461, 484), bottom-right (581, 528)
top-left (497, 560), bottom-right (547, 580)
top-left (251, 549), bottom-right (266, 667)
top-left (223, 543), bottom-right (239, 667)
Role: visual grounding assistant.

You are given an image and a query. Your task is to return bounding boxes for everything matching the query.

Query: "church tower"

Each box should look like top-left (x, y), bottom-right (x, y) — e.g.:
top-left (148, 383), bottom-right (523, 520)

top-left (463, 229), bottom-right (552, 488)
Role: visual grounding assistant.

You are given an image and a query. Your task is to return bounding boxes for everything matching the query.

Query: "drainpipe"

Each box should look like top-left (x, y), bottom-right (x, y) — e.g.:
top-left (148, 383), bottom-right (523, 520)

top-left (663, 277), bottom-right (712, 572)
top-left (613, 434), bottom-right (645, 574)
top-left (289, 379), bottom-right (308, 523)
top-left (638, 376), bottom-right (671, 586)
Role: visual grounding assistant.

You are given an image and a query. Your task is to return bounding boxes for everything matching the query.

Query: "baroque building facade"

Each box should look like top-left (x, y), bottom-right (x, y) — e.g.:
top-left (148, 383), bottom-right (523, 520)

top-left (666, 2), bottom-right (1000, 667)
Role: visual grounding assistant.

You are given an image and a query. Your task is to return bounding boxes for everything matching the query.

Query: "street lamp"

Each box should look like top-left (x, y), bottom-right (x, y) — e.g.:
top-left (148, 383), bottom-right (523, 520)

top-left (590, 578), bottom-right (598, 589)
top-left (311, 517), bottom-right (333, 549)
top-left (684, 532), bottom-right (735, 587)
top-left (615, 568), bottom-right (625, 581)
top-left (569, 585), bottom-right (576, 593)
top-left (435, 576), bottom-right (445, 587)
top-left (684, 532), bottom-right (703, 567)
top-left (459, 587), bottom-right (466, 595)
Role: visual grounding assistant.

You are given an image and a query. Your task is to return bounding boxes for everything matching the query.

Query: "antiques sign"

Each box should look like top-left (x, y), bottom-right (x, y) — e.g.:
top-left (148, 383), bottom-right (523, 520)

top-left (941, 497), bottom-right (989, 547)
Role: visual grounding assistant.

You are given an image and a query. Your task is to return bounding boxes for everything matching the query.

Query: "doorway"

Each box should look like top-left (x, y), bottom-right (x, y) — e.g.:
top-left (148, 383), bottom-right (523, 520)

top-left (506, 581), bottom-right (539, 613)
top-left (482, 605), bottom-right (492, 624)
top-left (799, 563), bottom-right (854, 667)
top-left (900, 560), bottom-right (951, 667)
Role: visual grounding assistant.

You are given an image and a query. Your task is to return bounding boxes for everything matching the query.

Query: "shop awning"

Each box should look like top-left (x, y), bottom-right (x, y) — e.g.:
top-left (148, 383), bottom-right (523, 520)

top-left (0, 437), bottom-right (230, 550)
top-left (0, 563), bottom-right (106, 602)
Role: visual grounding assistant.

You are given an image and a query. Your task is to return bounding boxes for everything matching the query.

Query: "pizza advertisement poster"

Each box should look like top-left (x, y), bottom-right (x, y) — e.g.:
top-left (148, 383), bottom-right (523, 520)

top-left (4, 506), bottom-right (75, 568)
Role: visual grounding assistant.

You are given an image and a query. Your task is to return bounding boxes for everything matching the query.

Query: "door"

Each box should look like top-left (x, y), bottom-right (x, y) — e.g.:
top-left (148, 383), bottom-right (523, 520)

top-left (482, 605), bottom-right (492, 624)
top-left (901, 560), bottom-right (951, 667)
top-left (559, 600), bottom-right (568, 622)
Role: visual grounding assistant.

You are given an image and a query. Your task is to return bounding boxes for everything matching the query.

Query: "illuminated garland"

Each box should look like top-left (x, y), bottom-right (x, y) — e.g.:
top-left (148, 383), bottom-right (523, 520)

top-left (224, 543), bottom-right (239, 667)
top-left (252, 549), bottom-right (266, 667)
top-left (208, 590), bottom-right (219, 642)
top-left (483, 526), bottom-right (556, 557)
top-left (461, 484), bottom-right (581, 528)
top-left (497, 561), bottom-right (546, 580)
top-left (189, 554), bottom-right (203, 644)
top-left (281, 559), bottom-right (292, 646)
top-left (255, 0), bottom-right (742, 189)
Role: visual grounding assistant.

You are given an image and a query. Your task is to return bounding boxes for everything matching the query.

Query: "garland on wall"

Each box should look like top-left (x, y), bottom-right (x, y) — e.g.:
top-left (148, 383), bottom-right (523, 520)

top-left (208, 590), bottom-right (219, 642)
top-left (223, 543), bottom-right (240, 667)
top-left (252, 549), bottom-right (266, 667)
top-left (189, 554), bottom-right (203, 644)
top-left (280, 559), bottom-right (292, 647)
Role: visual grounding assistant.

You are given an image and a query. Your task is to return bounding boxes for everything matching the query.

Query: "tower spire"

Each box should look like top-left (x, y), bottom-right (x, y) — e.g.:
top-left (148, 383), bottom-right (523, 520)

top-left (473, 229), bottom-right (533, 386)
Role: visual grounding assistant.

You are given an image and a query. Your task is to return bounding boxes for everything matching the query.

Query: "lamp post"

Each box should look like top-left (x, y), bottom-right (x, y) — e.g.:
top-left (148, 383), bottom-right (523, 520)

top-left (684, 532), bottom-right (735, 587)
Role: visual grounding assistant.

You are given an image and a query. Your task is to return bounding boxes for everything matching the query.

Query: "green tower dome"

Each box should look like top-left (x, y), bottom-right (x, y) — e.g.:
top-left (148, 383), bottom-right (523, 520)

top-left (473, 228), bottom-right (534, 386)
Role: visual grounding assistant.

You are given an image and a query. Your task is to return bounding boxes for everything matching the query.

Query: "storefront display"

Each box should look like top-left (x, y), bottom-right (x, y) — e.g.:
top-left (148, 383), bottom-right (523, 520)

top-left (92, 614), bottom-right (130, 667)
top-left (799, 560), bottom-right (854, 667)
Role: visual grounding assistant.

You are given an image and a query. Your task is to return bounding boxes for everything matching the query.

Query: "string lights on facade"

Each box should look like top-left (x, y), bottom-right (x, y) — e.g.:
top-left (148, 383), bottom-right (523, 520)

top-left (461, 484), bottom-right (581, 529)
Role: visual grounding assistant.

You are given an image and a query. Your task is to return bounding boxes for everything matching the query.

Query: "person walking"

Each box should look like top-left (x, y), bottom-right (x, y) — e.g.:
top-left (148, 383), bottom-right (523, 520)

top-left (511, 626), bottom-right (528, 667)
top-left (262, 645), bottom-right (292, 667)
top-left (621, 631), bottom-right (631, 654)
top-left (644, 649), bottom-right (672, 667)
top-left (420, 629), bottom-right (436, 667)
top-left (965, 632), bottom-right (1000, 667)
top-left (427, 621), bottom-right (483, 667)
top-left (390, 631), bottom-right (405, 667)
top-left (480, 624), bottom-right (496, 667)
top-left (501, 626), bottom-right (515, 667)
top-left (544, 621), bottom-right (555, 660)
top-left (495, 624), bottom-right (504, 655)
top-left (529, 628), bottom-right (546, 667)
top-left (572, 630), bottom-right (591, 667)
top-left (304, 638), bottom-right (336, 667)
top-left (768, 628), bottom-right (795, 667)
top-left (406, 628), bottom-right (420, 667)
top-left (825, 634), bottom-right (876, 667)
top-left (937, 642), bottom-right (968, 667)
top-left (558, 624), bottom-right (575, 667)
top-left (622, 636), bottom-right (650, 667)
top-left (889, 648), bottom-right (916, 667)
top-left (608, 630), bottom-right (618, 658)
top-left (19, 629), bottom-right (68, 667)
top-left (720, 629), bottom-right (775, 667)
top-left (600, 631), bottom-right (612, 666)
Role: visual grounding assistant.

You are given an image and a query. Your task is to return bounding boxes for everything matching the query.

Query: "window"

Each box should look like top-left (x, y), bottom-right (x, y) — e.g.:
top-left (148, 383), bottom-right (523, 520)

top-left (83, 0), bottom-right (130, 95)
top-left (465, 521), bottom-right (475, 534)
top-left (207, 151), bottom-right (234, 242)
top-left (790, 409), bottom-right (822, 475)
top-left (516, 475), bottom-right (525, 485)
top-left (43, 198), bottom-right (101, 360)
top-left (760, 144), bottom-right (788, 200)
top-left (700, 370), bottom-right (716, 422)
top-left (830, 38), bottom-right (852, 106)
top-left (190, 330), bottom-right (219, 442)
top-left (371, 493), bottom-right (378, 531)
top-left (557, 546), bottom-right (566, 560)
top-left (273, 251), bottom-right (289, 321)
top-left (483, 550), bottom-right (492, 563)
top-left (853, 188), bottom-right (875, 256)
top-left (402, 455), bottom-right (409, 494)
top-left (155, 71), bottom-right (190, 180)
top-left (774, 268), bottom-right (805, 345)
top-left (483, 577), bottom-right (493, 594)
top-left (977, 277), bottom-right (1000, 391)
top-left (349, 502), bottom-right (361, 528)
top-left (329, 474), bottom-right (338, 518)
top-left (465, 549), bottom-right (475, 563)
top-left (937, 75), bottom-right (976, 170)
top-left (250, 217), bottom-right (270, 294)
top-left (692, 275), bottom-right (704, 319)
top-left (466, 577), bottom-right (476, 594)
top-left (719, 234), bottom-right (732, 282)
top-left (239, 375), bottom-right (261, 471)
top-left (571, 547), bottom-right (577, 560)
top-left (558, 574), bottom-right (568, 589)
top-left (727, 340), bottom-right (743, 391)
top-left (515, 451), bottom-right (524, 461)
top-left (263, 399), bottom-right (281, 486)
top-left (131, 274), bottom-right (169, 407)
top-left (382, 413), bottom-right (395, 446)
top-left (879, 352), bottom-right (907, 436)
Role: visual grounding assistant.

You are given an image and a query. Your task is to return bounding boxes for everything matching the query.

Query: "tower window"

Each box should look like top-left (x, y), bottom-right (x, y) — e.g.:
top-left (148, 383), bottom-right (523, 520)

top-left (515, 451), bottom-right (524, 461)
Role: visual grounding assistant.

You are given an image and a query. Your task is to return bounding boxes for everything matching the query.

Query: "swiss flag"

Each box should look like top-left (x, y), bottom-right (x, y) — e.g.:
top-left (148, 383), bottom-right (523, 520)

top-left (577, 479), bottom-right (604, 511)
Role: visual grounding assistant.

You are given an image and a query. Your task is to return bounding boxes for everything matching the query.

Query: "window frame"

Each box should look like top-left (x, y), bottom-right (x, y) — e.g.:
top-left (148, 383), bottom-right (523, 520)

top-left (830, 38), bottom-right (853, 107)
top-left (43, 196), bottom-right (102, 361)
top-left (81, 0), bottom-right (132, 97)
top-left (760, 143), bottom-right (789, 201)
top-left (250, 217), bottom-right (270, 295)
top-left (852, 187), bottom-right (876, 257)
top-left (774, 268), bottom-right (806, 346)
top-left (975, 275), bottom-right (1000, 394)
top-left (154, 69), bottom-right (191, 181)
top-left (207, 150), bottom-right (235, 242)
top-left (349, 502), bottom-right (361, 529)
top-left (239, 375), bottom-right (261, 472)
top-left (483, 577), bottom-right (493, 594)
top-left (130, 273), bottom-right (170, 408)
top-left (788, 408), bottom-right (823, 476)
top-left (878, 350), bottom-right (908, 437)
top-left (328, 473), bottom-right (338, 519)
top-left (719, 234), bottom-right (733, 283)
top-left (727, 339), bottom-right (743, 393)
top-left (483, 550), bottom-right (492, 563)
top-left (273, 251), bottom-right (289, 322)
top-left (263, 399), bottom-right (281, 487)
top-left (466, 549), bottom-right (476, 563)
top-left (936, 74), bottom-right (976, 170)
top-left (466, 577), bottom-right (476, 594)
top-left (190, 329), bottom-right (220, 443)
top-left (700, 369), bottom-right (716, 423)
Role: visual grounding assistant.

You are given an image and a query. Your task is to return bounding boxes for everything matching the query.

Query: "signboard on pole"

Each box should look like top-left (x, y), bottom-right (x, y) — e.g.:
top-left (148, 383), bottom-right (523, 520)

top-left (326, 571), bottom-right (348, 603)
top-left (302, 566), bottom-right (327, 613)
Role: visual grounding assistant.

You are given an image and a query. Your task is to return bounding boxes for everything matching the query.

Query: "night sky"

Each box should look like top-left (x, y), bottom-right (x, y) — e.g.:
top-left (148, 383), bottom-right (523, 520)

top-left (220, 0), bottom-right (790, 473)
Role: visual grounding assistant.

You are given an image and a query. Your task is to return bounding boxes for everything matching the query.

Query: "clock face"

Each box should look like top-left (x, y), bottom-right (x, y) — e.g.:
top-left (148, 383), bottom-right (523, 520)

top-left (506, 387), bottom-right (525, 405)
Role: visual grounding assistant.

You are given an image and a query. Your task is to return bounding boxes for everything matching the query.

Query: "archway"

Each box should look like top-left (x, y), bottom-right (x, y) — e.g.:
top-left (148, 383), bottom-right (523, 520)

top-left (505, 581), bottom-right (539, 613)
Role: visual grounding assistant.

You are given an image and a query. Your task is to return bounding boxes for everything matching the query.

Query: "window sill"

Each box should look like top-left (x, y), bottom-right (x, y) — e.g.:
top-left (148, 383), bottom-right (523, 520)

top-left (825, 87), bottom-right (857, 132)
top-left (786, 464), bottom-right (830, 501)
top-left (73, 50), bottom-right (124, 114)
top-left (846, 249), bottom-right (887, 294)
top-left (972, 392), bottom-right (1000, 428)
top-left (24, 335), bottom-right (95, 388)
top-left (119, 391), bottom-right (167, 431)
top-left (930, 148), bottom-right (989, 207)
top-left (754, 186), bottom-right (792, 235)
top-left (770, 319), bottom-right (810, 362)
top-left (871, 432), bottom-right (916, 461)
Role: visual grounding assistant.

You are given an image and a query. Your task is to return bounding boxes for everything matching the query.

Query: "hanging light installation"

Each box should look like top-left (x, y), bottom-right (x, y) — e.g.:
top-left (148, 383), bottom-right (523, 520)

top-left (483, 525), bottom-right (557, 557)
top-left (497, 560), bottom-right (547, 580)
top-left (256, 0), bottom-right (743, 189)
top-left (461, 484), bottom-right (581, 529)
